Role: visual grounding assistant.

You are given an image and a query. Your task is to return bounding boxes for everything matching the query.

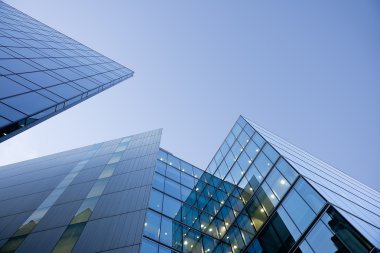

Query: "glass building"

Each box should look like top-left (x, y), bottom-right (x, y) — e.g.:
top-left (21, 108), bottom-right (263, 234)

top-left (0, 1), bottom-right (133, 142)
top-left (0, 116), bottom-right (378, 252)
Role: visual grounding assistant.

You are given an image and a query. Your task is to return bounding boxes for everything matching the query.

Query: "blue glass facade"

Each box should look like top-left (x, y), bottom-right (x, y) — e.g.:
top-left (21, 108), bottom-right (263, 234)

top-left (0, 129), bottom-right (162, 252)
top-left (141, 117), bottom-right (378, 253)
top-left (0, 1), bottom-right (133, 142)
top-left (0, 118), bottom-right (378, 252)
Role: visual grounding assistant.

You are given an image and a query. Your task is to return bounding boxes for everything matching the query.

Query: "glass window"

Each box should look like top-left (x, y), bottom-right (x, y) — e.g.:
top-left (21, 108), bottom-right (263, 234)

top-left (244, 124), bottom-right (255, 137)
top-left (231, 122), bottom-right (242, 137)
top-left (262, 144), bottom-right (280, 163)
top-left (166, 165), bottom-right (180, 182)
top-left (231, 141), bottom-right (243, 158)
top-left (2, 92), bottom-right (55, 115)
top-left (294, 178), bottom-right (325, 213)
top-left (229, 163), bottom-right (243, 184)
top-left (282, 190), bottom-right (316, 232)
top-left (181, 172), bottom-right (195, 188)
top-left (258, 209), bottom-right (297, 253)
top-left (115, 143), bottom-right (128, 152)
top-left (141, 238), bottom-right (158, 253)
top-left (220, 142), bottom-right (230, 156)
top-left (226, 132), bottom-right (236, 147)
top-left (0, 102), bottom-right (26, 121)
top-left (108, 153), bottom-right (122, 164)
top-left (158, 150), bottom-right (168, 162)
top-left (98, 165), bottom-right (115, 179)
top-left (297, 241), bottom-right (314, 253)
top-left (277, 206), bottom-right (301, 241)
top-left (159, 245), bottom-right (173, 253)
top-left (252, 133), bottom-right (265, 148)
top-left (256, 183), bottom-right (277, 215)
top-left (144, 211), bottom-right (161, 240)
top-left (247, 197), bottom-right (267, 231)
top-left (321, 208), bottom-right (373, 253)
top-left (253, 152), bottom-right (272, 177)
top-left (160, 217), bottom-right (173, 246)
top-left (237, 151), bottom-right (251, 173)
top-left (0, 117), bottom-right (10, 128)
top-left (246, 166), bottom-right (263, 191)
top-left (87, 178), bottom-right (108, 198)
top-left (237, 130), bottom-right (250, 148)
top-left (0, 235), bottom-right (26, 253)
top-left (152, 173), bottom-right (165, 191)
top-left (0, 58), bottom-right (37, 73)
top-left (227, 151), bottom-right (237, 169)
top-left (180, 161), bottom-right (193, 174)
top-left (214, 150), bottom-right (224, 165)
top-left (266, 168), bottom-right (290, 200)
top-left (71, 197), bottom-right (98, 224)
top-left (167, 154), bottom-right (180, 169)
top-left (164, 179), bottom-right (181, 199)
top-left (149, 190), bottom-right (163, 212)
top-left (305, 221), bottom-right (337, 253)
top-left (52, 223), bottom-right (86, 253)
top-left (181, 186), bottom-right (192, 202)
top-left (48, 84), bottom-right (82, 100)
top-left (163, 195), bottom-right (181, 218)
top-left (156, 160), bottom-right (166, 175)
top-left (276, 158), bottom-right (298, 184)
top-left (218, 161), bottom-right (229, 178)
top-left (21, 71), bottom-right (61, 87)
top-left (193, 166), bottom-right (203, 179)
top-left (0, 76), bottom-right (30, 99)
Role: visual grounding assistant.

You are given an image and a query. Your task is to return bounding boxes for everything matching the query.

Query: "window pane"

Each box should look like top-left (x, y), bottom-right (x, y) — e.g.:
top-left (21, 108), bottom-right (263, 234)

top-left (262, 144), bottom-right (280, 163)
top-left (152, 173), bottom-right (165, 191)
top-left (276, 158), bottom-right (298, 184)
top-left (253, 152), bottom-right (272, 177)
top-left (305, 221), bottom-right (337, 253)
top-left (141, 238), bottom-right (158, 253)
top-left (98, 165), bottom-right (115, 179)
top-left (266, 168), bottom-right (290, 200)
top-left (149, 190), bottom-right (163, 212)
top-left (156, 160), bottom-right (166, 175)
top-left (0, 76), bottom-right (30, 99)
top-left (52, 223), bottom-right (86, 253)
top-left (181, 172), bottom-right (195, 188)
top-left (166, 165), bottom-right (180, 182)
top-left (322, 208), bottom-right (373, 253)
top-left (160, 217), bottom-right (173, 246)
top-left (295, 178), bottom-right (325, 213)
top-left (87, 178), bottom-right (108, 198)
top-left (163, 195), bottom-right (181, 218)
top-left (71, 197), bottom-right (98, 224)
top-left (282, 190), bottom-right (315, 232)
top-left (2, 92), bottom-right (55, 115)
top-left (144, 211), bottom-right (161, 240)
top-left (164, 179), bottom-right (181, 199)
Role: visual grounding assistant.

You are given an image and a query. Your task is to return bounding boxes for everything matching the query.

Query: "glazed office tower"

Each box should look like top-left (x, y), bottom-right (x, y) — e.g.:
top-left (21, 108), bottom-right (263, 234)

top-left (0, 1), bottom-right (133, 142)
top-left (0, 117), bottom-right (379, 253)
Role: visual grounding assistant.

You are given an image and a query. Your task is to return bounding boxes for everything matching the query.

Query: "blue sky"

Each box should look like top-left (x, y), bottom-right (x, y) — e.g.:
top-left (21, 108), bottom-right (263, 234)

top-left (1, 0), bottom-right (380, 192)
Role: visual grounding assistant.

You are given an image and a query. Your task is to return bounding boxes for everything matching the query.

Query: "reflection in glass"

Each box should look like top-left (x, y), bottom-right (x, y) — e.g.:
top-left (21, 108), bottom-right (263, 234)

top-left (52, 223), bottom-right (86, 253)
top-left (144, 211), bottom-right (161, 241)
top-left (71, 197), bottom-right (98, 224)
top-left (87, 178), bottom-right (109, 198)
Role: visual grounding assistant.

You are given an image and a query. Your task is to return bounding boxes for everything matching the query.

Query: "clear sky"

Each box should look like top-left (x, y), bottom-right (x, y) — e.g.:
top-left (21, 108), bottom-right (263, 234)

top-left (1, 0), bottom-right (380, 192)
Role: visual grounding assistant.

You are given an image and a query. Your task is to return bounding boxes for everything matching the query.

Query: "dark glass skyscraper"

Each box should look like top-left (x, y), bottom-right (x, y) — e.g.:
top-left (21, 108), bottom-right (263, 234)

top-left (0, 1), bottom-right (133, 142)
top-left (0, 117), bottom-right (378, 253)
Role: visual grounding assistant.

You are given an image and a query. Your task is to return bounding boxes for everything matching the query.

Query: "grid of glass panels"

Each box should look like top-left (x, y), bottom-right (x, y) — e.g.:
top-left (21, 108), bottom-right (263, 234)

top-left (144, 149), bottom-right (232, 253)
top-left (0, 129), bottom-right (162, 252)
top-left (245, 116), bottom-right (380, 249)
top-left (143, 117), bottom-right (377, 252)
top-left (0, 1), bottom-right (133, 141)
